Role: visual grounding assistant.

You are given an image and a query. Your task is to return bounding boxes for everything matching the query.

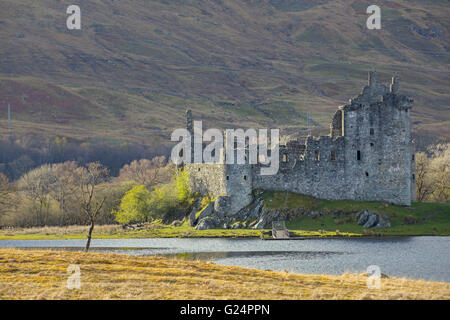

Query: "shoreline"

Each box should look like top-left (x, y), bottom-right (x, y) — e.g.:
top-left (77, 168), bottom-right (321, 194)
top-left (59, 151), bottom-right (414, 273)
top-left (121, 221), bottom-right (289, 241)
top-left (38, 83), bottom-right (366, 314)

top-left (1, 229), bottom-right (449, 241)
top-left (2, 233), bottom-right (450, 241)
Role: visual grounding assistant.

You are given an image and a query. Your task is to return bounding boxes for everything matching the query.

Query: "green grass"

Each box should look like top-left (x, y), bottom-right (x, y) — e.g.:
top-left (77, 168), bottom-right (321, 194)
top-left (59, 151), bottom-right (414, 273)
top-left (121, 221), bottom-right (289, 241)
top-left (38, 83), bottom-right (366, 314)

top-left (1, 191), bottom-right (448, 240)
top-left (260, 191), bottom-right (450, 236)
top-left (0, 220), bottom-right (360, 240)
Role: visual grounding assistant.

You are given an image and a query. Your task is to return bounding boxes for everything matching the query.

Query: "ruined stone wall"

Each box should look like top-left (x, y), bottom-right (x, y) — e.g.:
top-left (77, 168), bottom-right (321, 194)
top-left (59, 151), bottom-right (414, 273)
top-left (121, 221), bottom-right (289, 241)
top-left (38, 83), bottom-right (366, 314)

top-left (340, 74), bottom-right (413, 205)
top-left (186, 163), bottom-right (227, 197)
top-left (185, 72), bottom-right (415, 216)
top-left (224, 164), bottom-right (253, 215)
top-left (252, 135), bottom-right (346, 200)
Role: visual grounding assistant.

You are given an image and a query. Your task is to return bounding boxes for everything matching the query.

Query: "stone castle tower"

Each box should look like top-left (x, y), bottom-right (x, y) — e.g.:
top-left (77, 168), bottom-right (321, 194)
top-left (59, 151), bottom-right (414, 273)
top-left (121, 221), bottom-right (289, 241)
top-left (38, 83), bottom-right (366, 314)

top-left (185, 72), bottom-right (416, 216)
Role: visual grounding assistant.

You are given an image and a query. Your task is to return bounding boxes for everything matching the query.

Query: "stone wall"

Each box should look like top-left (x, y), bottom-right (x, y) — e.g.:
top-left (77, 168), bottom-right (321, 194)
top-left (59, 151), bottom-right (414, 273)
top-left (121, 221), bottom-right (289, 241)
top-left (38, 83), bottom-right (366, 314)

top-left (253, 135), bottom-right (346, 200)
top-left (186, 72), bottom-right (415, 216)
top-left (186, 163), bottom-right (227, 197)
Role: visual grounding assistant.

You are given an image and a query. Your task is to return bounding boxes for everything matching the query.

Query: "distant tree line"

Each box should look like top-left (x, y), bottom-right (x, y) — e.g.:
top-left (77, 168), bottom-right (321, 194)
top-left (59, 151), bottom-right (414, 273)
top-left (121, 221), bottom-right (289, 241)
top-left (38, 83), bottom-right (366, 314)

top-left (0, 155), bottom-right (189, 229)
top-left (0, 135), bottom-right (170, 180)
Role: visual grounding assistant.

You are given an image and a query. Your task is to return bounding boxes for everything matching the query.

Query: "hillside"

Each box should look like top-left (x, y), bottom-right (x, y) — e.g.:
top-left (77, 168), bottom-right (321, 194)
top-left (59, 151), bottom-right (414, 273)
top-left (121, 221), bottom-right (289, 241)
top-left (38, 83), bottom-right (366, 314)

top-left (0, 0), bottom-right (449, 148)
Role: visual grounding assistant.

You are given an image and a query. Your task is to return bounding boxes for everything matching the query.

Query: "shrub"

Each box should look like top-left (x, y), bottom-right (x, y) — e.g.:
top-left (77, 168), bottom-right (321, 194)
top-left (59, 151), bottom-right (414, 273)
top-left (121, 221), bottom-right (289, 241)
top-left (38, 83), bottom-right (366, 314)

top-left (175, 168), bottom-right (191, 202)
top-left (115, 185), bottom-right (152, 224)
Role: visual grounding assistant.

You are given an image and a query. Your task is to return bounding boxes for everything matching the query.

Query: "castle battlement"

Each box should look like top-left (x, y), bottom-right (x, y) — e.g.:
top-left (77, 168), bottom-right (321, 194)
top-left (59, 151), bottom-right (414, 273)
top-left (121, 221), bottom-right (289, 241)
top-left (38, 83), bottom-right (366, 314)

top-left (185, 72), bottom-right (416, 216)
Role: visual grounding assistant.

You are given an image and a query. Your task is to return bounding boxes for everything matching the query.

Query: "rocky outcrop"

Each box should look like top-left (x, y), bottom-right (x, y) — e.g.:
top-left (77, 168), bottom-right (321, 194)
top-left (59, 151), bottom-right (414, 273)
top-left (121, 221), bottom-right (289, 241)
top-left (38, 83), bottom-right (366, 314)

top-left (195, 216), bottom-right (216, 230)
top-left (171, 220), bottom-right (183, 227)
top-left (357, 210), bottom-right (391, 228)
top-left (189, 206), bottom-right (198, 227)
top-left (187, 197), bottom-right (391, 231)
top-left (196, 203), bottom-right (214, 221)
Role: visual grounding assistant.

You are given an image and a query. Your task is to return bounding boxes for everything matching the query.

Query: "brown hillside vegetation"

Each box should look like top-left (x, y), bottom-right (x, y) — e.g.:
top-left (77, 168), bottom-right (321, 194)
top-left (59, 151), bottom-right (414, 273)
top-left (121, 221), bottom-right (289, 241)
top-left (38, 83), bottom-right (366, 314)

top-left (0, 249), bottom-right (449, 300)
top-left (0, 0), bottom-right (448, 145)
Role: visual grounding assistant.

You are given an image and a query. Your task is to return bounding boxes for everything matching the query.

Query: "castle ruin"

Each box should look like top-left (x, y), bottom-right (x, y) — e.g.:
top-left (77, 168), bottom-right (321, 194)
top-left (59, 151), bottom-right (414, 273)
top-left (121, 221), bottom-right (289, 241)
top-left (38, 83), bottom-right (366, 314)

top-left (185, 72), bottom-right (416, 217)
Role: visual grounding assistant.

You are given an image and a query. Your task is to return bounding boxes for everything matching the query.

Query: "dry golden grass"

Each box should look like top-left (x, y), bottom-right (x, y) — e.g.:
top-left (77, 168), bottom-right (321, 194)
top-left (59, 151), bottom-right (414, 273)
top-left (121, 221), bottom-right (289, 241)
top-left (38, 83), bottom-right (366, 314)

top-left (0, 249), bottom-right (449, 300)
top-left (0, 225), bottom-right (121, 237)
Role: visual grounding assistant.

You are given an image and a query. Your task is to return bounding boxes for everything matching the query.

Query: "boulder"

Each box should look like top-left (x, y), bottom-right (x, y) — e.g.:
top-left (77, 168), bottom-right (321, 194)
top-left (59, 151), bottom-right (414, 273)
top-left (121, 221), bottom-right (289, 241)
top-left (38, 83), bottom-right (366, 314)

top-left (357, 210), bottom-right (391, 229)
top-left (253, 207), bottom-right (270, 229)
top-left (357, 210), bottom-right (371, 225)
top-left (171, 220), bottom-right (183, 227)
top-left (253, 218), bottom-right (265, 229)
top-left (195, 216), bottom-right (216, 230)
top-left (363, 214), bottom-right (379, 228)
top-left (248, 199), bottom-right (264, 219)
top-left (197, 203), bottom-right (214, 221)
top-left (376, 216), bottom-right (391, 228)
top-left (230, 221), bottom-right (244, 229)
top-left (189, 207), bottom-right (197, 227)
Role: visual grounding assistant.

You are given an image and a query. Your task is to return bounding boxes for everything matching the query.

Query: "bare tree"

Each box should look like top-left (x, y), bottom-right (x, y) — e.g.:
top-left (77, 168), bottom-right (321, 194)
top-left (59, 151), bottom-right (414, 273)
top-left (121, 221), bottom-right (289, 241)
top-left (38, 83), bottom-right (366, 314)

top-left (119, 156), bottom-right (171, 188)
top-left (74, 162), bottom-right (109, 252)
top-left (415, 143), bottom-right (450, 203)
top-left (415, 152), bottom-right (434, 202)
top-left (0, 173), bottom-right (14, 220)
top-left (50, 161), bottom-right (79, 226)
top-left (427, 143), bottom-right (450, 203)
top-left (17, 165), bottom-right (56, 226)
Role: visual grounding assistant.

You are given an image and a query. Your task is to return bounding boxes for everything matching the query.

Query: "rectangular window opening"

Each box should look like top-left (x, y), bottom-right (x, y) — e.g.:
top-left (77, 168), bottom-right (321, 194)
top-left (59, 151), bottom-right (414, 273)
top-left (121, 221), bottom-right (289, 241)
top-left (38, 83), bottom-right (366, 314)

top-left (330, 151), bottom-right (336, 161)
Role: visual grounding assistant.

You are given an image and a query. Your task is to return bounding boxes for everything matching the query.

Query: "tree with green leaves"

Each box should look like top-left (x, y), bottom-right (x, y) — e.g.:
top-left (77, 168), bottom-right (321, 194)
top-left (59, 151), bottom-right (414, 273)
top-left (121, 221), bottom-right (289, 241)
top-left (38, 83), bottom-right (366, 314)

top-left (115, 185), bottom-right (151, 224)
top-left (175, 168), bottom-right (191, 202)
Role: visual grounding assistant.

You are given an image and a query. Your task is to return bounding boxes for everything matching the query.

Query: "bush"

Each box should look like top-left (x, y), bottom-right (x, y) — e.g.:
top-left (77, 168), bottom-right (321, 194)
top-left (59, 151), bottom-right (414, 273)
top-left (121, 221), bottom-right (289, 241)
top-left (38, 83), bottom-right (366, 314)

top-left (176, 168), bottom-right (191, 202)
top-left (115, 185), bottom-right (152, 224)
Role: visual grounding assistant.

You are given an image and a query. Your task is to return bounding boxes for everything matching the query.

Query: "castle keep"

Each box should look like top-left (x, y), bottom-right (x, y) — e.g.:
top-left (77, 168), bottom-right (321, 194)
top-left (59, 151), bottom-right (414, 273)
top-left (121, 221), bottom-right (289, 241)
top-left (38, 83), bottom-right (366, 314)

top-left (185, 72), bottom-right (416, 216)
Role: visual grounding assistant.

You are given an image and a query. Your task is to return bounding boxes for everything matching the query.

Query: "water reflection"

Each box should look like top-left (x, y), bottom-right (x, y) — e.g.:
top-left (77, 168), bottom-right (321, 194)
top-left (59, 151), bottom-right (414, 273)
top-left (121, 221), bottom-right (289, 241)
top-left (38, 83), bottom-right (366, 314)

top-left (1, 237), bottom-right (449, 282)
top-left (163, 250), bottom-right (346, 261)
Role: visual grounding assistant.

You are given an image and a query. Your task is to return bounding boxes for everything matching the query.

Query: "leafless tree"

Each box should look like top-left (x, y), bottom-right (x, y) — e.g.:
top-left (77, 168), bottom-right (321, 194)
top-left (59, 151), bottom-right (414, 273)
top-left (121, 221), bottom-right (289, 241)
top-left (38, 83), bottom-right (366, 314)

top-left (74, 162), bottom-right (109, 252)
top-left (415, 142), bottom-right (450, 203)
top-left (17, 165), bottom-right (56, 226)
top-left (119, 156), bottom-right (171, 188)
top-left (415, 152), bottom-right (436, 202)
top-left (0, 173), bottom-right (14, 220)
top-left (50, 161), bottom-right (79, 226)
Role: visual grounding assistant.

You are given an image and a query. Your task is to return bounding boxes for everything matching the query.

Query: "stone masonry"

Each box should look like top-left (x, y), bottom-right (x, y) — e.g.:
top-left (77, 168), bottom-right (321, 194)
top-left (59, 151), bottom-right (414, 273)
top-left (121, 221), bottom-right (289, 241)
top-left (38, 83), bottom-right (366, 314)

top-left (185, 72), bottom-right (416, 216)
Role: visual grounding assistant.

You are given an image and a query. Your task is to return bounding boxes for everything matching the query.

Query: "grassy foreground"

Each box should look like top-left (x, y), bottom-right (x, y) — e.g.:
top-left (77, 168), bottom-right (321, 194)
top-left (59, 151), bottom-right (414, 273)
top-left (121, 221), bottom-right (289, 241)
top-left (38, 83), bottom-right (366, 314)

top-left (0, 249), bottom-right (449, 300)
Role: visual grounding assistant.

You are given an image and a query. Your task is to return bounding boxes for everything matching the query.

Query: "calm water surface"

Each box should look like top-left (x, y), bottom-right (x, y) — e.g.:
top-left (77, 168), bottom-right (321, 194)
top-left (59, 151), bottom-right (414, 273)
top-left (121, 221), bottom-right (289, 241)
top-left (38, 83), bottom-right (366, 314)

top-left (1, 237), bottom-right (449, 282)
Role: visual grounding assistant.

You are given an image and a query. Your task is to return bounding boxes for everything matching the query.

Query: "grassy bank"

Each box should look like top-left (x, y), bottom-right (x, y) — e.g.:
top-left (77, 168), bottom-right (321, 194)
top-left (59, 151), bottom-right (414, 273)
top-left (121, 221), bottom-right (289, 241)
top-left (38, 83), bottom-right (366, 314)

top-left (260, 191), bottom-right (450, 236)
top-left (0, 192), bottom-right (448, 240)
top-left (0, 249), bottom-right (449, 300)
top-left (0, 223), bottom-right (360, 240)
